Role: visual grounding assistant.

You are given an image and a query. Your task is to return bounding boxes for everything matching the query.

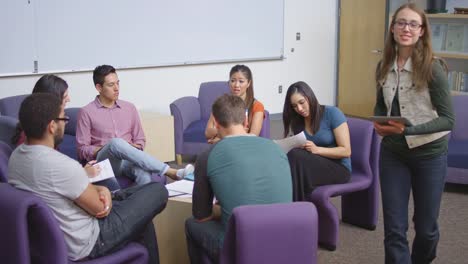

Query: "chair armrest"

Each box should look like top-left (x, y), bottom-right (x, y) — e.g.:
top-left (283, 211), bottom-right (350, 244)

top-left (170, 96), bottom-right (201, 154)
top-left (170, 96), bottom-right (201, 131)
top-left (259, 110), bottom-right (271, 139)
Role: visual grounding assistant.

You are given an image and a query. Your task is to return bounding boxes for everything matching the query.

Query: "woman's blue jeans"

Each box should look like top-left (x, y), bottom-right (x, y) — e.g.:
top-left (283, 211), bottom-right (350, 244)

top-left (379, 146), bottom-right (447, 264)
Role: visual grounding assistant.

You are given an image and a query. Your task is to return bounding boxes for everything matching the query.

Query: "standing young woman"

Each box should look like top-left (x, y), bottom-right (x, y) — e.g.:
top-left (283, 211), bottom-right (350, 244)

top-left (205, 65), bottom-right (264, 144)
top-left (283, 81), bottom-right (351, 201)
top-left (374, 4), bottom-right (454, 263)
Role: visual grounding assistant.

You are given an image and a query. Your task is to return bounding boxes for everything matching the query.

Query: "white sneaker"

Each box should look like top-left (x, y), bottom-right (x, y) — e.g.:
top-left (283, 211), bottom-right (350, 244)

top-left (176, 164), bottom-right (194, 180)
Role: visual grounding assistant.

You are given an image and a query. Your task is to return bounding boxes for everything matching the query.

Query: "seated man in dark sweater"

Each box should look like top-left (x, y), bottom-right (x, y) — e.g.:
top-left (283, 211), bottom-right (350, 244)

top-left (186, 94), bottom-right (293, 263)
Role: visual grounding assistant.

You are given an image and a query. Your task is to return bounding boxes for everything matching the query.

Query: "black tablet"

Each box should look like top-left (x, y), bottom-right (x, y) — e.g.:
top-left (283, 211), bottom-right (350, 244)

top-left (369, 116), bottom-right (412, 126)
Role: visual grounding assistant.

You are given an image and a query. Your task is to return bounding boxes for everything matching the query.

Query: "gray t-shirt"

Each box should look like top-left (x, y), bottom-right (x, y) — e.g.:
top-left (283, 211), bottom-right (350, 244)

top-left (8, 144), bottom-right (99, 260)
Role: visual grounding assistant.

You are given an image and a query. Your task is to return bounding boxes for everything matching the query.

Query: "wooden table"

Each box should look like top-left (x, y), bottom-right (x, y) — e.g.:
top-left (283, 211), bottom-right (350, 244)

top-left (153, 196), bottom-right (192, 264)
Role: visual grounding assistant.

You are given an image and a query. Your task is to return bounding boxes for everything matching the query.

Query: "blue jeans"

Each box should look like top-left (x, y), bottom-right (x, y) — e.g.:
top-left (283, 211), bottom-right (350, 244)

top-left (380, 146), bottom-right (447, 264)
top-left (88, 182), bottom-right (168, 264)
top-left (96, 138), bottom-right (169, 186)
top-left (185, 217), bottom-right (225, 264)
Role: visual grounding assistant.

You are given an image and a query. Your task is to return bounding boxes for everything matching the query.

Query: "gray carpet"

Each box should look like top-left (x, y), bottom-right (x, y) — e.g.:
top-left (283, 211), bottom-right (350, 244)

top-left (174, 118), bottom-right (468, 264)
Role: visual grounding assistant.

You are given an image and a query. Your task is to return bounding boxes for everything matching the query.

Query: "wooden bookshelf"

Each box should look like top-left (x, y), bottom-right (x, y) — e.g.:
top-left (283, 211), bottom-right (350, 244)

top-left (427, 14), bottom-right (468, 19)
top-left (451, 90), bottom-right (468, 95)
top-left (434, 52), bottom-right (468, 60)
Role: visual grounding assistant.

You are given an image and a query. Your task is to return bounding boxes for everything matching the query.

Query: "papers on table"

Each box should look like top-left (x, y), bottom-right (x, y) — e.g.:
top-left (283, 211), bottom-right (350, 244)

top-left (273, 131), bottom-right (307, 153)
top-left (166, 180), bottom-right (194, 197)
top-left (89, 159), bottom-right (115, 183)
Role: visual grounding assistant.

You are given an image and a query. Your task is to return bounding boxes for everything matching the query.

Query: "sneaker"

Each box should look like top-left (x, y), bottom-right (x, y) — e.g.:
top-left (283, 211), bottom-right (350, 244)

top-left (176, 164), bottom-right (194, 180)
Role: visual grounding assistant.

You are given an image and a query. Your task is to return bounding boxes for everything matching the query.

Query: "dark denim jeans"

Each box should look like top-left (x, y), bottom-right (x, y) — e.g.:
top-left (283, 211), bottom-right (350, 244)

top-left (185, 217), bottom-right (225, 264)
top-left (380, 146), bottom-right (447, 264)
top-left (88, 182), bottom-right (168, 264)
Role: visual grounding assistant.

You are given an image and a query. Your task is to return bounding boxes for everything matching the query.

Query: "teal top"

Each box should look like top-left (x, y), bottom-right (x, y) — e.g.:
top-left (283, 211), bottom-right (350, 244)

top-left (304, 105), bottom-right (351, 172)
top-left (193, 136), bottom-right (292, 227)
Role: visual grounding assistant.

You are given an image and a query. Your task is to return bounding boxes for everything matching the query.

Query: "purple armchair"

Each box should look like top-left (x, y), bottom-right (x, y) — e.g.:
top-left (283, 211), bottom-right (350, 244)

top-left (307, 117), bottom-right (380, 250)
top-left (0, 141), bottom-right (12, 183)
top-left (202, 202), bottom-right (318, 264)
top-left (0, 115), bottom-right (18, 150)
top-left (0, 94), bottom-right (28, 118)
top-left (170, 81), bottom-right (270, 164)
top-left (446, 95), bottom-right (468, 184)
top-left (0, 182), bottom-right (149, 264)
top-left (0, 95), bottom-right (79, 159)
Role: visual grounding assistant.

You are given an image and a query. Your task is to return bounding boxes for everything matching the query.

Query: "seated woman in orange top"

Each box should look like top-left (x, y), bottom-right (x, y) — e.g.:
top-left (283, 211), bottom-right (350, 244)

top-left (205, 64), bottom-right (264, 144)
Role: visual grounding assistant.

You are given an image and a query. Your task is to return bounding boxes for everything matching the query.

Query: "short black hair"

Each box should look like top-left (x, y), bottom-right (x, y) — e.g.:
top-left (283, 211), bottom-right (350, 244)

top-left (93, 65), bottom-right (116, 86)
top-left (212, 94), bottom-right (245, 128)
top-left (19, 93), bottom-right (62, 140)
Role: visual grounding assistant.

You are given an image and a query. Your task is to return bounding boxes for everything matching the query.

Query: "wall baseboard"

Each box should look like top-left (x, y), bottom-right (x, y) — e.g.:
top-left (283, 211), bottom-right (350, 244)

top-left (270, 113), bottom-right (282, 121)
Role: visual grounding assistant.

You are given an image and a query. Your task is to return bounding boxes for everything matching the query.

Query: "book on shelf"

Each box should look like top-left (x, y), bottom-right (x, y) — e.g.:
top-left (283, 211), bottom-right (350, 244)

top-left (464, 73), bottom-right (468, 92)
top-left (431, 23), bottom-right (447, 51)
top-left (454, 7), bottom-right (468, 15)
top-left (448, 71), bottom-right (468, 93)
top-left (445, 24), bottom-right (465, 52)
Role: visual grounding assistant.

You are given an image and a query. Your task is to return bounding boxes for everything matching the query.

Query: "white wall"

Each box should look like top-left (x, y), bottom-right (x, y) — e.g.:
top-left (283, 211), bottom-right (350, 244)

top-left (0, 0), bottom-right (338, 115)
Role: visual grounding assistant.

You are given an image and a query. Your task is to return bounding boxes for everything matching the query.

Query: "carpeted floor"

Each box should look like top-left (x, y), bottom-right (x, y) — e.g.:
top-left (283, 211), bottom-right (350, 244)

top-left (172, 117), bottom-right (468, 264)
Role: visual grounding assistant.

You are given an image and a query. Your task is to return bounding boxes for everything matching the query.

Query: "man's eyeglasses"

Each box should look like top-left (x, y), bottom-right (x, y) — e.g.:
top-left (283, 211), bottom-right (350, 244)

top-left (55, 116), bottom-right (70, 124)
top-left (394, 20), bottom-right (422, 31)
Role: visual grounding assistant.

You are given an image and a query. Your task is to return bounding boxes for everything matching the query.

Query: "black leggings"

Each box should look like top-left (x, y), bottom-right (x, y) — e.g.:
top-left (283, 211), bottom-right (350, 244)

top-left (287, 148), bottom-right (350, 201)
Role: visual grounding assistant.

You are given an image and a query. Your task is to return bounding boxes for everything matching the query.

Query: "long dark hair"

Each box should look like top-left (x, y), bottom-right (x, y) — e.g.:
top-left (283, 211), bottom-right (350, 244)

top-left (32, 74), bottom-right (69, 100)
top-left (229, 65), bottom-right (255, 119)
top-left (282, 81), bottom-right (324, 138)
top-left (12, 74), bottom-right (68, 144)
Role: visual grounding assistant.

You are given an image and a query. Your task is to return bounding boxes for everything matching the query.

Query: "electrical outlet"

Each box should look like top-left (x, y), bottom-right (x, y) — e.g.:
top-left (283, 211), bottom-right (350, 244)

top-left (296, 32), bottom-right (301, 41)
top-left (278, 85), bottom-right (283, 94)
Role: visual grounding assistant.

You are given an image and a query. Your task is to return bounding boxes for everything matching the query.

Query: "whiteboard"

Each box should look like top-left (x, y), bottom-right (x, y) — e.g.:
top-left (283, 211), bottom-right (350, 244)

top-left (0, 1), bottom-right (35, 75)
top-left (0, 0), bottom-right (284, 75)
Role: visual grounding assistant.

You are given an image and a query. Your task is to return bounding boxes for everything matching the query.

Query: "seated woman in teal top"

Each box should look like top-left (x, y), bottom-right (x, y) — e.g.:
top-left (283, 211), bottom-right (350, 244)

top-left (282, 81), bottom-right (351, 201)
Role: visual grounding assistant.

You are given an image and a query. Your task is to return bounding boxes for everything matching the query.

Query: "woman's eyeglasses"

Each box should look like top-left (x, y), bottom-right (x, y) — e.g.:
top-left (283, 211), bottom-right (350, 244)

top-left (55, 116), bottom-right (70, 124)
top-left (394, 20), bottom-right (422, 31)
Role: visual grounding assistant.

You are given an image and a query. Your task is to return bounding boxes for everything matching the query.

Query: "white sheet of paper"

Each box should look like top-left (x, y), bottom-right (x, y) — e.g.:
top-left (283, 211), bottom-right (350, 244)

top-left (165, 180), bottom-right (194, 195)
top-left (273, 131), bottom-right (307, 153)
top-left (89, 159), bottom-right (115, 183)
top-left (168, 189), bottom-right (186, 197)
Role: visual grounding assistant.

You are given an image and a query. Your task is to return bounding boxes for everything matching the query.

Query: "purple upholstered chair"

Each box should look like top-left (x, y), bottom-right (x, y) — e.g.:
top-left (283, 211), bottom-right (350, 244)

top-left (307, 117), bottom-right (380, 250)
top-left (201, 202), bottom-right (318, 264)
top-left (446, 95), bottom-right (468, 184)
top-left (170, 81), bottom-right (270, 164)
top-left (0, 94), bottom-right (28, 118)
top-left (0, 141), bottom-right (12, 182)
top-left (0, 182), bottom-right (149, 264)
top-left (0, 115), bottom-right (18, 150)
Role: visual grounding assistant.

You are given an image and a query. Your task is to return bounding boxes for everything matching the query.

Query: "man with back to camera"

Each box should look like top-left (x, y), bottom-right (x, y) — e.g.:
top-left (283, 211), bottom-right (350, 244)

top-left (185, 94), bottom-right (293, 263)
top-left (76, 65), bottom-right (193, 189)
top-left (8, 93), bottom-right (167, 263)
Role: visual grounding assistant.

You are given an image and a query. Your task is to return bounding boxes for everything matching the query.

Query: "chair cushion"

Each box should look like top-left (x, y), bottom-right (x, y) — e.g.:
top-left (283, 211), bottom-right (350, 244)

top-left (448, 140), bottom-right (468, 169)
top-left (64, 107), bottom-right (80, 136)
top-left (59, 135), bottom-right (78, 161)
top-left (183, 119), bottom-right (209, 143)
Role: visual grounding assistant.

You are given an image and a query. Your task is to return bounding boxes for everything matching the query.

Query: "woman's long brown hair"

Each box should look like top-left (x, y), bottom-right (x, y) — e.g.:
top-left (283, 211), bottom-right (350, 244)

top-left (376, 3), bottom-right (442, 89)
